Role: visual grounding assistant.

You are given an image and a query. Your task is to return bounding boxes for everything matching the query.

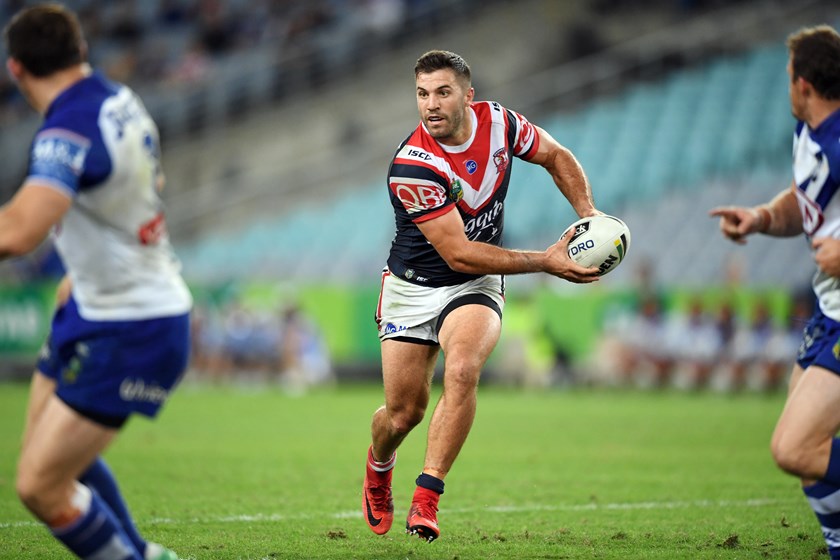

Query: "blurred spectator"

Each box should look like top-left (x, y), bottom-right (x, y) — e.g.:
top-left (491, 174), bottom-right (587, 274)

top-left (133, 38), bottom-right (172, 82)
top-left (722, 299), bottom-right (775, 392)
top-left (157, 0), bottom-right (194, 28)
top-left (563, 18), bottom-right (607, 61)
top-left (758, 292), bottom-right (814, 392)
top-left (276, 304), bottom-right (333, 392)
top-left (189, 303), bottom-right (228, 382)
top-left (596, 292), bottom-right (674, 388)
top-left (664, 297), bottom-right (725, 390)
top-left (196, 0), bottom-right (235, 55)
top-left (356, 0), bottom-right (404, 44)
top-left (221, 302), bottom-right (262, 370)
top-left (231, 0), bottom-right (274, 48)
top-left (107, 3), bottom-right (144, 45)
top-left (165, 40), bottom-right (214, 86)
top-left (188, 297), bottom-right (331, 389)
top-left (0, 0), bottom-right (517, 130)
top-left (590, 256), bottom-right (674, 387)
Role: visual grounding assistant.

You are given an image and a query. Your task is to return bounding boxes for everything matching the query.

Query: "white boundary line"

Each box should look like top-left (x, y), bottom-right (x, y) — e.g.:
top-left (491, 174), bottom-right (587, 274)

top-left (0, 497), bottom-right (803, 529)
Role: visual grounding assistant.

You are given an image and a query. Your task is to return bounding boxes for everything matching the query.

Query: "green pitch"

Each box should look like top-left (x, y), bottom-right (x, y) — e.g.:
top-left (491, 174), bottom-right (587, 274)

top-left (0, 382), bottom-right (824, 559)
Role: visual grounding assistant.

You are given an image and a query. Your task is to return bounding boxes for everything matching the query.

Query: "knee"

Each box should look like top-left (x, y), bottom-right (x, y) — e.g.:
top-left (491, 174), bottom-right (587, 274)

top-left (15, 468), bottom-right (45, 514)
top-left (15, 459), bottom-right (68, 519)
top-left (771, 434), bottom-right (822, 478)
top-left (443, 360), bottom-right (481, 394)
top-left (388, 406), bottom-right (425, 435)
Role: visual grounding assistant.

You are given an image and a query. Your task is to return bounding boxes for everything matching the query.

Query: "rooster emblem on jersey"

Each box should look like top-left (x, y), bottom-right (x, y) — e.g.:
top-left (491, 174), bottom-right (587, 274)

top-left (493, 148), bottom-right (509, 174)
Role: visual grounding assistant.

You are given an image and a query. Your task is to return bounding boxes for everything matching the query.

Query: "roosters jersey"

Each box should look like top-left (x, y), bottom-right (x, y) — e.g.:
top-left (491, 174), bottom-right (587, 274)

top-left (792, 109), bottom-right (840, 321)
top-left (386, 101), bottom-right (540, 287)
top-left (24, 72), bottom-right (192, 321)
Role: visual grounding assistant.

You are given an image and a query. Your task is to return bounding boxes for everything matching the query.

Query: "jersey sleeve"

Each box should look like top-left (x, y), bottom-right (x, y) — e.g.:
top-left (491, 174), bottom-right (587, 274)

top-left (389, 144), bottom-right (454, 223)
top-left (507, 108), bottom-right (540, 161)
top-left (26, 104), bottom-right (113, 197)
top-left (827, 131), bottom-right (840, 185)
top-left (25, 127), bottom-right (92, 197)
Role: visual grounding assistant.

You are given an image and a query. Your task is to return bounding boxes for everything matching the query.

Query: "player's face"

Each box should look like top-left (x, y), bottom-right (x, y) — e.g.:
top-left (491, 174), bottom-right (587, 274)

top-left (416, 69), bottom-right (474, 145)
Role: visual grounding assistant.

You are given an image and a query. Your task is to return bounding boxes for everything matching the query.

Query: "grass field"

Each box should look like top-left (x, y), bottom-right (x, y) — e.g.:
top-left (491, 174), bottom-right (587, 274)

top-left (0, 381), bottom-right (827, 559)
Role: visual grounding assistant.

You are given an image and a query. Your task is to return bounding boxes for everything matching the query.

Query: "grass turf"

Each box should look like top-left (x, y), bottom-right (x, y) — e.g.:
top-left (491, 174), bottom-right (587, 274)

top-left (0, 381), bottom-right (825, 559)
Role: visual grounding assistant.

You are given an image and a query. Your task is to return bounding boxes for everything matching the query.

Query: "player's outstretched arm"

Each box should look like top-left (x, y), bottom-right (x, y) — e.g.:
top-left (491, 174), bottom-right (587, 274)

top-left (527, 126), bottom-right (599, 219)
top-left (417, 206), bottom-right (599, 283)
top-left (0, 183), bottom-right (72, 260)
top-left (709, 184), bottom-right (802, 244)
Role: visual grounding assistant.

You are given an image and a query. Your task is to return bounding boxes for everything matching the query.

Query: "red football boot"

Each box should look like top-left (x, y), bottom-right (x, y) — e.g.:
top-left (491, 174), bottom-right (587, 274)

top-left (406, 486), bottom-right (440, 542)
top-left (362, 446), bottom-right (395, 535)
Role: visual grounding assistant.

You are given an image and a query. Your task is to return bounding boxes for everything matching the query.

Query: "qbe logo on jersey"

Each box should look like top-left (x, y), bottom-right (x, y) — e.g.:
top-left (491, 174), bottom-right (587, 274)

top-left (393, 181), bottom-right (446, 214)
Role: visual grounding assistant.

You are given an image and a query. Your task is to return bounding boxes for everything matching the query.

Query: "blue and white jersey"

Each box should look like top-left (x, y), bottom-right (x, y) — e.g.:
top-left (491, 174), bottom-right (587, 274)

top-left (24, 72), bottom-right (191, 321)
top-left (792, 109), bottom-right (840, 321)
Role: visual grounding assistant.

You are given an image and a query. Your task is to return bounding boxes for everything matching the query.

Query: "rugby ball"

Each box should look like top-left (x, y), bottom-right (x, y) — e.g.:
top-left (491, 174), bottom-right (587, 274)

top-left (565, 214), bottom-right (630, 276)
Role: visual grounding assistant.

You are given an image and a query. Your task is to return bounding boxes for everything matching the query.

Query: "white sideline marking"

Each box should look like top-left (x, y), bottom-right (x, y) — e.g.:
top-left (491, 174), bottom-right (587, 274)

top-left (0, 498), bottom-right (800, 529)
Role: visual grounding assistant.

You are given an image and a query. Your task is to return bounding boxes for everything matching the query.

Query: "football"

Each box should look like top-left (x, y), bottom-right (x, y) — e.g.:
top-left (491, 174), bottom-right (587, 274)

top-left (565, 214), bottom-right (631, 276)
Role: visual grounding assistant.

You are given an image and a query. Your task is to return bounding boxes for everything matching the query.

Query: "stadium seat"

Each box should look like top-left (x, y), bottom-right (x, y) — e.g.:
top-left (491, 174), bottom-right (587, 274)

top-left (176, 41), bottom-right (798, 287)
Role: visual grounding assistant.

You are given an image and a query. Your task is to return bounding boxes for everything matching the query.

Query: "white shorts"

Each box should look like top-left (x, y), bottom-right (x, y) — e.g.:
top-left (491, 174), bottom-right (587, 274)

top-left (375, 268), bottom-right (505, 344)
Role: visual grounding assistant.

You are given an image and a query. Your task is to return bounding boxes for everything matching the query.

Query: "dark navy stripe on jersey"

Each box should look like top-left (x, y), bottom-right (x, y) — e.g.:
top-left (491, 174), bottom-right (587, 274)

top-left (815, 171), bottom-right (840, 211)
top-left (809, 109), bottom-right (840, 209)
top-left (389, 163), bottom-right (449, 189)
top-left (504, 109), bottom-right (518, 147)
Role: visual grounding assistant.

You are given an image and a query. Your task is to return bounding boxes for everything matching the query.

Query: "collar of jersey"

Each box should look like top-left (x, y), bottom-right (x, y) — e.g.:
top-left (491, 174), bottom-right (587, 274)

top-left (436, 106), bottom-right (478, 154)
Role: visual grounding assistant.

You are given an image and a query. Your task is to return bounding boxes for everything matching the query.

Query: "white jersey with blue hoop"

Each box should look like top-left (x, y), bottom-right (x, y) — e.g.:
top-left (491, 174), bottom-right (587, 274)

top-left (24, 72), bottom-right (191, 321)
top-left (793, 109), bottom-right (840, 321)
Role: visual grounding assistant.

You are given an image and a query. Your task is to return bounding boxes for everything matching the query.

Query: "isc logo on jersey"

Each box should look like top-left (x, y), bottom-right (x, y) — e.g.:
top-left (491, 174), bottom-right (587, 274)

top-left (406, 148), bottom-right (432, 161)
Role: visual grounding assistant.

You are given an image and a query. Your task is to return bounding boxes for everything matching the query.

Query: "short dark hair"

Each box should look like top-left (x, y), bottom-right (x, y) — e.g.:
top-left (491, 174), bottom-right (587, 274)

top-left (414, 50), bottom-right (471, 84)
top-left (4, 4), bottom-right (86, 77)
top-left (787, 25), bottom-right (840, 100)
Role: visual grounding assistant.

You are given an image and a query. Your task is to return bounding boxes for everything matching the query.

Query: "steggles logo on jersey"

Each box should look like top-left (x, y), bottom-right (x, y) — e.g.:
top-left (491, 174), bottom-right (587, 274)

top-left (450, 179), bottom-right (464, 203)
top-left (464, 160), bottom-right (477, 174)
top-left (493, 148), bottom-right (509, 174)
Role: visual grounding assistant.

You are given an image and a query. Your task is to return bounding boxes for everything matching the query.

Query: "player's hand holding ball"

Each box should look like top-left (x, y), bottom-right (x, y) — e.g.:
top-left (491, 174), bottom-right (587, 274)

top-left (562, 214), bottom-right (631, 277)
top-left (543, 227), bottom-right (601, 283)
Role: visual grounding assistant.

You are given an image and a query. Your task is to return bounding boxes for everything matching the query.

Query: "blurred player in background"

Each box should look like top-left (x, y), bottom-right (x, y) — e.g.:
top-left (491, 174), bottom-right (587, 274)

top-left (363, 50), bottom-right (601, 542)
top-left (3, 5), bottom-right (191, 560)
top-left (710, 25), bottom-right (840, 559)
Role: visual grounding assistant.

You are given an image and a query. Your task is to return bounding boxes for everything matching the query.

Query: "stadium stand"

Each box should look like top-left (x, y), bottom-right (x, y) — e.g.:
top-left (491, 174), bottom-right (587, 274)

top-left (173, 39), bottom-right (811, 289)
top-left (1, 0), bottom-right (838, 289)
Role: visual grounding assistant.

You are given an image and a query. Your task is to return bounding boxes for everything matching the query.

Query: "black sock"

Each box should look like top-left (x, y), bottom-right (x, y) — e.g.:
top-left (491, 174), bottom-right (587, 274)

top-left (416, 473), bottom-right (445, 495)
